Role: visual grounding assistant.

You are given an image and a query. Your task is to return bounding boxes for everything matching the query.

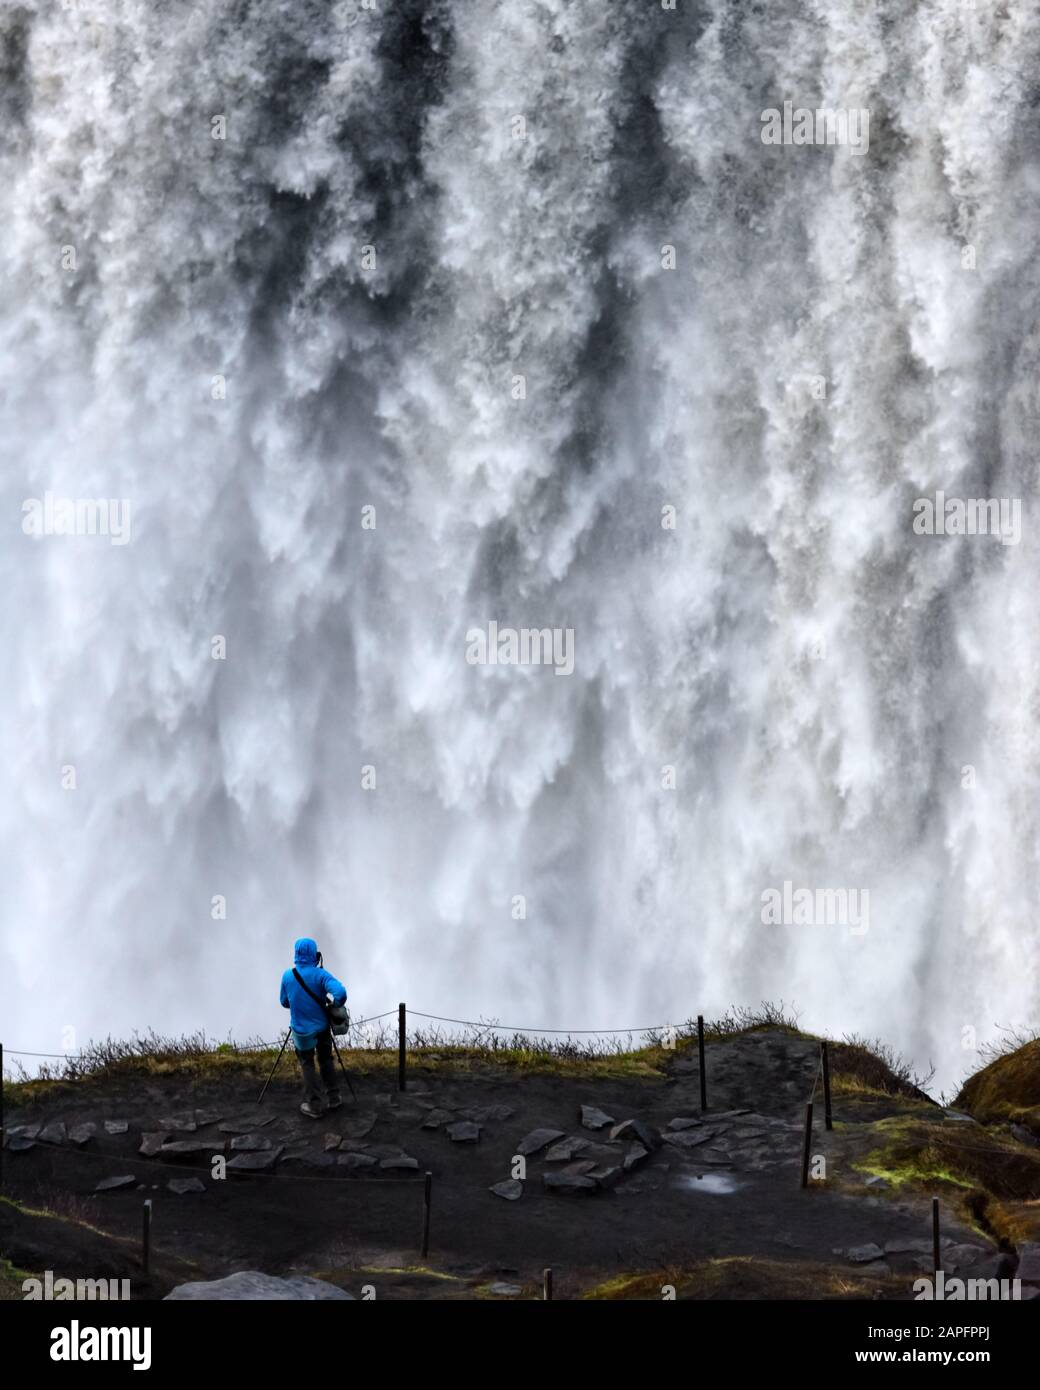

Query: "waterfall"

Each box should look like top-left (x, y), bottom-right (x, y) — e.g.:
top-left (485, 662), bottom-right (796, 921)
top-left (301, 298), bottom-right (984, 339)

top-left (2, 0), bottom-right (1038, 1093)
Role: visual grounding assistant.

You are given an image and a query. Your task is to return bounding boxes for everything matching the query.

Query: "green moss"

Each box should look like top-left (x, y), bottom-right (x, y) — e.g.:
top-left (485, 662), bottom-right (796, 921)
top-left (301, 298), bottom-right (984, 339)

top-left (956, 1039), bottom-right (1040, 1134)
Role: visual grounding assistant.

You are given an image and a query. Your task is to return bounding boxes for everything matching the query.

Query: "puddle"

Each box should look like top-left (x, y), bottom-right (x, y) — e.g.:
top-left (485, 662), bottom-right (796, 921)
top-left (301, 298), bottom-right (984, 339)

top-left (678, 1172), bottom-right (741, 1195)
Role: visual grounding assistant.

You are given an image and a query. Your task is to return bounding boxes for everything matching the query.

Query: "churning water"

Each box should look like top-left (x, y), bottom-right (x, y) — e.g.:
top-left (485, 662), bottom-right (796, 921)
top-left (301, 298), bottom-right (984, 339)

top-left (2, 2), bottom-right (1038, 1091)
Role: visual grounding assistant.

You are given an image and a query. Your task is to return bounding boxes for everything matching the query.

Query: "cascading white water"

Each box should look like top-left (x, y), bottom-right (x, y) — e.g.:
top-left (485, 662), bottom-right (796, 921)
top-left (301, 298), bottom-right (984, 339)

top-left (2, 0), bottom-right (1038, 1094)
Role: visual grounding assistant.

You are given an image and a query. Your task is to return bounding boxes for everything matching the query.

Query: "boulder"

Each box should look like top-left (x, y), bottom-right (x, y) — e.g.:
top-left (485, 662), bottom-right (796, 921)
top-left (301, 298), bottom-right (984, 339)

top-left (489, 1179), bottom-right (523, 1201)
top-left (580, 1105), bottom-right (615, 1131)
top-left (446, 1121), bottom-right (481, 1143)
top-left (165, 1272), bottom-right (353, 1301)
top-left (543, 1172), bottom-right (597, 1194)
top-left (39, 1121), bottom-right (67, 1145)
top-left (95, 1175), bottom-right (136, 1193)
top-left (515, 1128), bottom-right (566, 1156)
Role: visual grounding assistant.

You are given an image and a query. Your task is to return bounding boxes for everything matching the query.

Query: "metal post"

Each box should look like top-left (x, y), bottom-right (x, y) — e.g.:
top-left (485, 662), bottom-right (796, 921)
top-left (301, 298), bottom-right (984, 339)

top-left (398, 1003), bottom-right (407, 1092)
top-left (800, 1102), bottom-right (814, 1189)
top-left (932, 1196), bottom-right (941, 1275)
top-left (421, 1171), bottom-right (432, 1257)
top-left (142, 1199), bottom-right (152, 1274)
top-left (821, 1041), bottom-right (833, 1131)
top-left (697, 1015), bottom-right (707, 1113)
top-left (543, 1267), bottom-right (553, 1301)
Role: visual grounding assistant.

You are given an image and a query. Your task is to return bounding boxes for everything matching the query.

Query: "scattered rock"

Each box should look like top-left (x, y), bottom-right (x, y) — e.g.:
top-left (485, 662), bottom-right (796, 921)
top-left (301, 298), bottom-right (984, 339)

top-left (487, 1282), bottom-right (522, 1296)
top-left (218, 1116), bottom-right (275, 1134)
top-left (707, 1109), bottom-right (752, 1120)
top-left (337, 1152), bottom-right (378, 1170)
top-left (323, 1133), bottom-right (342, 1152)
top-left (138, 1133), bottom-right (167, 1158)
top-left (1016, 1243), bottom-right (1040, 1284)
top-left (864, 1175), bottom-right (888, 1189)
top-left (516, 1128), bottom-right (566, 1157)
top-left (446, 1121), bottom-right (481, 1143)
top-left (544, 1137), bottom-right (589, 1163)
top-left (562, 1159), bottom-right (597, 1176)
top-left (662, 1129), bottom-right (716, 1150)
top-left (543, 1172), bottom-right (597, 1194)
top-left (380, 1155), bottom-right (419, 1170)
top-left (7, 1123), bottom-right (41, 1144)
top-left (421, 1109), bottom-right (454, 1130)
top-left (69, 1122), bottom-right (97, 1147)
top-left (623, 1143), bottom-right (649, 1171)
top-left (589, 1165), bottom-right (622, 1190)
top-left (194, 1111), bottom-right (223, 1127)
top-left (104, 1120), bottom-right (129, 1135)
top-left (490, 1179), bottom-right (523, 1201)
top-left (608, 1119), bottom-right (660, 1150)
top-left (580, 1105), bottom-right (615, 1131)
top-left (168, 1178), bottom-right (206, 1195)
top-left (341, 1115), bottom-right (377, 1140)
top-left (884, 1239), bottom-right (932, 1255)
top-left (158, 1114), bottom-right (197, 1133)
top-left (230, 1134), bottom-right (273, 1152)
top-left (1010, 1124), bottom-right (1039, 1147)
top-left (227, 1151), bottom-right (280, 1174)
top-left (836, 1243), bottom-right (885, 1264)
top-left (280, 1151), bottom-right (336, 1170)
top-left (165, 1272), bottom-right (353, 1301)
top-left (159, 1140), bottom-right (214, 1159)
top-left (667, 1117), bottom-right (702, 1131)
top-left (39, 1121), bottom-right (67, 1145)
top-left (7, 1136), bottom-right (36, 1153)
top-left (95, 1175), bottom-right (136, 1193)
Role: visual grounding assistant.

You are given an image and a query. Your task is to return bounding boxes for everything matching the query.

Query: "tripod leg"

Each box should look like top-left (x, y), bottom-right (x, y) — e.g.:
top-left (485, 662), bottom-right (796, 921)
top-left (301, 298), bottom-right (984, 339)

top-left (329, 1035), bottom-right (357, 1101)
top-left (257, 1030), bottom-right (292, 1105)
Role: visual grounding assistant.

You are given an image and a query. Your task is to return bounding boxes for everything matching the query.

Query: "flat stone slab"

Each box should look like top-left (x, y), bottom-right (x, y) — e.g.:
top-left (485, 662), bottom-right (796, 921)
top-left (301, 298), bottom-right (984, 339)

top-left (95, 1175), bottom-right (136, 1193)
top-left (337, 1152), bottom-right (378, 1170)
top-left (280, 1151), bottom-right (335, 1169)
top-left (380, 1155), bottom-right (419, 1170)
top-left (490, 1179), bottom-right (523, 1201)
top-left (230, 1134), bottom-right (273, 1152)
top-left (227, 1151), bottom-right (280, 1173)
top-left (516, 1128), bottom-right (566, 1156)
top-left (39, 1121), bottom-right (67, 1145)
top-left (608, 1119), bottom-right (660, 1150)
top-left (138, 1133), bottom-right (167, 1157)
top-left (168, 1178), bottom-right (206, 1195)
top-left (69, 1123), bottom-right (97, 1146)
top-left (421, 1109), bottom-right (454, 1130)
top-left (463, 1105), bottom-right (515, 1124)
top-left (165, 1272), bottom-right (354, 1301)
top-left (104, 1120), bottom-right (129, 1135)
top-left (158, 1115), bottom-right (197, 1132)
top-left (662, 1129), bottom-right (716, 1149)
top-left (668, 1117), bottom-right (703, 1131)
top-left (543, 1172), bottom-right (597, 1194)
top-left (446, 1120), bottom-right (481, 1143)
top-left (7, 1124), bottom-right (42, 1143)
top-left (7, 1137), bottom-right (36, 1153)
top-left (487, 1282), bottom-right (523, 1296)
top-left (159, 1140), bottom-right (214, 1158)
top-left (836, 1243), bottom-right (886, 1264)
top-left (580, 1105), bottom-right (615, 1130)
top-left (589, 1165), bottom-right (623, 1189)
top-left (623, 1143), bottom-right (649, 1171)
top-left (341, 1115), bottom-right (377, 1140)
top-left (545, 1137), bottom-right (589, 1162)
top-left (195, 1111), bottom-right (223, 1126)
top-left (218, 1116), bottom-right (275, 1134)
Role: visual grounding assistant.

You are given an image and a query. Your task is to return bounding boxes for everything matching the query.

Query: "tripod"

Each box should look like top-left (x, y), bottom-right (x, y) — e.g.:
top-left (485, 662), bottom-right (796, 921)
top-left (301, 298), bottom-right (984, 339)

top-left (257, 1028), bottom-right (357, 1105)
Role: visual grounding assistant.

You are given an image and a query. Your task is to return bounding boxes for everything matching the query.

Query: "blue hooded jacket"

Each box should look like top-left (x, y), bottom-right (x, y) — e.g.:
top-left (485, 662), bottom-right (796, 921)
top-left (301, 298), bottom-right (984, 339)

top-left (279, 938), bottom-right (347, 1046)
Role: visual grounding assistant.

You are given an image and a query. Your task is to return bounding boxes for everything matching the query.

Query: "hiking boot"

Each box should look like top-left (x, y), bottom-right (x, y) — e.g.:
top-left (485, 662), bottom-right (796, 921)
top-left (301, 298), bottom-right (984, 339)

top-left (300, 1100), bottom-right (325, 1119)
top-left (326, 1091), bottom-right (342, 1111)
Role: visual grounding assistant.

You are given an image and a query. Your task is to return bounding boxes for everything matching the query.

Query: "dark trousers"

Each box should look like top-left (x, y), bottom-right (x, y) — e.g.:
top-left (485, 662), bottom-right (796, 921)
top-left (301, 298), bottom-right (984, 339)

top-left (296, 1029), bottom-right (339, 1106)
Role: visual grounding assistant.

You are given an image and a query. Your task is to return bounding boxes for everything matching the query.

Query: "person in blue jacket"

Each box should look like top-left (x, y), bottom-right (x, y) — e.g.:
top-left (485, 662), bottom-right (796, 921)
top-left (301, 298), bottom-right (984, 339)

top-left (279, 937), bottom-right (348, 1118)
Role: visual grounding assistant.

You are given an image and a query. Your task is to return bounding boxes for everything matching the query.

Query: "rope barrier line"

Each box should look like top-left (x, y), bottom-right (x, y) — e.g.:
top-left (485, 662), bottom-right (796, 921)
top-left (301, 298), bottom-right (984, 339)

top-left (12, 1136), bottom-right (426, 1186)
top-left (407, 1010), bottom-right (674, 1034)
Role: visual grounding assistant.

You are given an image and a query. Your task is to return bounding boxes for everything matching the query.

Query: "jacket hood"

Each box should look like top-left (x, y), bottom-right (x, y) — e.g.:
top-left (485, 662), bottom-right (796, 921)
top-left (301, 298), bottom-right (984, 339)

top-left (293, 937), bottom-right (318, 966)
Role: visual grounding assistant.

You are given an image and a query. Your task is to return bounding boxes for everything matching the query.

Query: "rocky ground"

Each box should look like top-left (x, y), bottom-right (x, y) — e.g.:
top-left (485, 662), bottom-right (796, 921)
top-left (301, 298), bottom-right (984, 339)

top-left (3, 1029), bottom-right (1039, 1300)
